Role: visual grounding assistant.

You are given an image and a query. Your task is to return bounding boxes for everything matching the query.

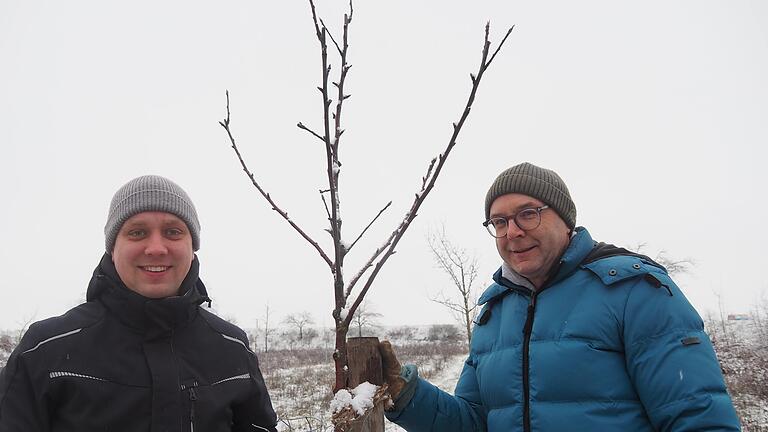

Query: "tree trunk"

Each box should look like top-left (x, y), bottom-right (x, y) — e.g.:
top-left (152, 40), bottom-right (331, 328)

top-left (333, 324), bottom-right (350, 392)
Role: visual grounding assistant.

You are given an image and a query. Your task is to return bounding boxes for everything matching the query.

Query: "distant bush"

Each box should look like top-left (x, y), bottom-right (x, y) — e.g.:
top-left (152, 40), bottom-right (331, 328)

top-left (385, 325), bottom-right (416, 341)
top-left (1, 333), bottom-right (16, 367)
top-left (427, 324), bottom-right (461, 342)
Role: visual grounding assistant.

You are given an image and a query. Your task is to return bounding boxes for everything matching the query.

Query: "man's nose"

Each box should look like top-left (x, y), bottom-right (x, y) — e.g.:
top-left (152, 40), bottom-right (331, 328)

top-left (505, 220), bottom-right (525, 239)
top-left (144, 232), bottom-right (168, 255)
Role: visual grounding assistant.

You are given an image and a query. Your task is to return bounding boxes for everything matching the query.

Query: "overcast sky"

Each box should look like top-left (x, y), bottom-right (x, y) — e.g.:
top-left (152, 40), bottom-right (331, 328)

top-left (1, 1), bottom-right (766, 331)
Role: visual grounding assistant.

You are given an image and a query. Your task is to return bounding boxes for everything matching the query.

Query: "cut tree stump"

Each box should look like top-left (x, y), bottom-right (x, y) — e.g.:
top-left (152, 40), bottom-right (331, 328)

top-left (348, 337), bottom-right (383, 387)
top-left (337, 337), bottom-right (385, 432)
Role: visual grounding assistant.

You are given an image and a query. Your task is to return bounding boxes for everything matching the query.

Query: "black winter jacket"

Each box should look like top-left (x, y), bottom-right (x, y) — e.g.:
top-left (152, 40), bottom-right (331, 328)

top-left (0, 254), bottom-right (277, 432)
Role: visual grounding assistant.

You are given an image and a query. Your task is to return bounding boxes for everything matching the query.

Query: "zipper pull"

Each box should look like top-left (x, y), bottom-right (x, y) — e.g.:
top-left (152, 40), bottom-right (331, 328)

top-left (189, 387), bottom-right (198, 431)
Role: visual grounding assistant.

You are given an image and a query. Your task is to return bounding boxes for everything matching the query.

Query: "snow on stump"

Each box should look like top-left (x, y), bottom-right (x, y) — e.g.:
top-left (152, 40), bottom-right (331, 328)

top-left (331, 382), bottom-right (390, 432)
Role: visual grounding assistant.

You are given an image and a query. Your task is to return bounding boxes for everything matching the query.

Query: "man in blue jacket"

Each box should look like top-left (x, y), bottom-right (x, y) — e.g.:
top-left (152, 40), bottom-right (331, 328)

top-left (380, 162), bottom-right (740, 431)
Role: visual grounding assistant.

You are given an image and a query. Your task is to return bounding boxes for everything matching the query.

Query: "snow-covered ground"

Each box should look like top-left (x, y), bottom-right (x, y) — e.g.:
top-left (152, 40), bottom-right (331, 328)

top-left (2, 321), bottom-right (766, 430)
top-left (265, 320), bottom-right (768, 431)
top-left (707, 319), bottom-right (768, 431)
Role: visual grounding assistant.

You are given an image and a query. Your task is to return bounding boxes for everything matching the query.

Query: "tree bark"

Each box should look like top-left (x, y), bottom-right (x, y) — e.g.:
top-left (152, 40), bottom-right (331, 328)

top-left (345, 337), bottom-right (384, 432)
top-left (347, 337), bottom-right (383, 387)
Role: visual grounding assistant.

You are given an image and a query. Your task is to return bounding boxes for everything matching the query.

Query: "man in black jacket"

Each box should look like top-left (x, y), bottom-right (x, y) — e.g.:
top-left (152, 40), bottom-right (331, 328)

top-left (0, 175), bottom-right (277, 432)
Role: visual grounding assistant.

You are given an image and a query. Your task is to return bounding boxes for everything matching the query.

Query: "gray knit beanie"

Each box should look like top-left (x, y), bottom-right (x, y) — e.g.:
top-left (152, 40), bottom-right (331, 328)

top-left (484, 162), bottom-right (576, 229)
top-left (105, 175), bottom-right (201, 252)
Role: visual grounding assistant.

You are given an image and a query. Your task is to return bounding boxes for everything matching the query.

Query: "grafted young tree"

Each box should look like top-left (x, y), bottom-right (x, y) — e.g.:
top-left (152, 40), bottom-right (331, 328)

top-left (220, 0), bottom-right (513, 395)
top-left (427, 225), bottom-right (480, 345)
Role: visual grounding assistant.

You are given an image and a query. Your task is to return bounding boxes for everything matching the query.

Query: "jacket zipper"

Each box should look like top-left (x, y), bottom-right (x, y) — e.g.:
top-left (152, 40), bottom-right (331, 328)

top-left (522, 293), bottom-right (538, 432)
top-left (188, 387), bottom-right (198, 432)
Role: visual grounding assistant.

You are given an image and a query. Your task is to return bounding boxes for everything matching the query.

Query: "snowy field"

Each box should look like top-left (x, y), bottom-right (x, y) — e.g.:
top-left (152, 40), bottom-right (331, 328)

top-left (255, 325), bottom-right (468, 432)
top-left (707, 319), bottom-right (768, 431)
top-left (262, 320), bottom-right (768, 431)
top-left (2, 321), bottom-right (767, 430)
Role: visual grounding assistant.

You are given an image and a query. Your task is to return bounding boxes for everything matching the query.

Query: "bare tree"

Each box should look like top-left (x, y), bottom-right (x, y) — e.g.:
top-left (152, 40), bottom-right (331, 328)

top-left (629, 243), bottom-right (694, 276)
top-left (0, 333), bottom-right (14, 367)
top-left (262, 304), bottom-right (276, 353)
top-left (284, 311), bottom-right (315, 341)
top-left (654, 250), bottom-right (694, 276)
top-left (760, 294), bottom-right (768, 345)
top-left (427, 225), bottom-right (479, 345)
top-left (350, 300), bottom-right (382, 338)
top-left (751, 290), bottom-right (768, 343)
top-left (714, 290), bottom-right (730, 346)
top-left (219, 0), bottom-right (513, 392)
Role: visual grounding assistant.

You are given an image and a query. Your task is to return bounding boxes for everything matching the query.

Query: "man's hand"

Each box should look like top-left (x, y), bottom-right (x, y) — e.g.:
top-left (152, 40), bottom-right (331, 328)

top-left (378, 340), bottom-right (405, 399)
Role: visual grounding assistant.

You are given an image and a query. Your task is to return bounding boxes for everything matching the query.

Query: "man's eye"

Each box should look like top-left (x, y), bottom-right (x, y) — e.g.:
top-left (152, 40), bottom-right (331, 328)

top-left (492, 218), bottom-right (507, 228)
top-left (127, 229), bottom-right (146, 238)
top-left (165, 228), bottom-right (184, 236)
top-left (517, 210), bottom-right (538, 220)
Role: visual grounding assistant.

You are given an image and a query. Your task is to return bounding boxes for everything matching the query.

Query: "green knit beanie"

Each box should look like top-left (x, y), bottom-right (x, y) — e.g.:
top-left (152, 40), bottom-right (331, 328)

top-left (105, 175), bottom-right (201, 252)
top-left (484, 162), bottom-right (576, 229)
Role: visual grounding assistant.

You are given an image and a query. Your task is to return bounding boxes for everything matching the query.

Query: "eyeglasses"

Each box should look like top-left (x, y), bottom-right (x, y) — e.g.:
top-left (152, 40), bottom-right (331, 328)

top-left (482, 205), bottom-right (549, 238)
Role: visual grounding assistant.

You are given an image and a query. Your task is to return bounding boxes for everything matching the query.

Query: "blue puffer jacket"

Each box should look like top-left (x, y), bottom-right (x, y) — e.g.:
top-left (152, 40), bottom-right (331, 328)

top-left (387, 228), bottom-right (740, 431)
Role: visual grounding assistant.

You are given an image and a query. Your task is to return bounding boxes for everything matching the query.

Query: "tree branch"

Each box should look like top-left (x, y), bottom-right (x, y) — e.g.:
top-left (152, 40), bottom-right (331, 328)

top-left (342, 24), bottom-right (514, 327)
top-left (486, 25), bottom-right (515, 68)
top-left (319, 189), bottom-right (332, 219)
top-left (346, 200), bottom-right (392, 254)
top-left (309, 0), bottom-right (345, 302)
top-left (219, 90), bottom-right (334, 269)
top-left (431, 295), bottom-right (467, 315)
top-left (297, 122), bottom-right (326, 143)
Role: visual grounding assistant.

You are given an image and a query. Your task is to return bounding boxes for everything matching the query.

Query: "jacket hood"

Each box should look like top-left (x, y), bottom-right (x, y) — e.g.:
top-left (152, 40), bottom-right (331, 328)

top-left (86, 253), bottom-right (211, 338)
top-left (580, 241), bottom-right (665, 271)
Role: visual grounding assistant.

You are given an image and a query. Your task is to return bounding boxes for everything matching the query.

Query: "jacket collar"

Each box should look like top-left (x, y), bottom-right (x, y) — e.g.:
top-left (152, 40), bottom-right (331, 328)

top-left (86, 253), bottom-right (211, 339)
top-left (481, 227), bottom-right (595, 304)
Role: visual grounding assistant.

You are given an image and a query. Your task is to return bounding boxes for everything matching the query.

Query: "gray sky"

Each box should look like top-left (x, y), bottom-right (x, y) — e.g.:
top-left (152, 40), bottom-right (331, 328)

top-left (1, 1), bottom-right (766, 331)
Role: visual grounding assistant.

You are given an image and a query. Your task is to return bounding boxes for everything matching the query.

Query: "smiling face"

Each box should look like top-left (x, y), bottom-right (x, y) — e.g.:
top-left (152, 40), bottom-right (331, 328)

top-left (490, 193), bottom-right (571, 288)
top-left (111, 211), bottom-right (194, 298)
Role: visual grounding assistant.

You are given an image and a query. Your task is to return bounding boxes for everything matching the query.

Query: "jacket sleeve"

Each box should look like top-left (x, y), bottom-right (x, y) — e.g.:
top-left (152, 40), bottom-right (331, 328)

top-left (0, 331), bottom-right (49, 432)
top-left (622, 270), bottom-right (740, 431)
top-left (385, 358), bottom-right (487, 432)
top-left (231, 338), bottom-right (277, 432)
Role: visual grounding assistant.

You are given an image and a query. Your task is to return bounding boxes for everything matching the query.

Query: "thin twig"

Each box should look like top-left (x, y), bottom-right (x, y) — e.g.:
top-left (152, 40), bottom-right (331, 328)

top-left (346, 200), bottom-right (392, 254)
top-left (297, 122), bottom-right (326, 143)
top-left (320, 189), bottom-right (332, 219)
top-left (344, 244), bottom-right (384, 300)
top-left (487, 25), bottom-right (515, 68)
top-left (320, 19), bottom-right (343, 56)
top-left (219, 90), bottom-right (334, 269)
